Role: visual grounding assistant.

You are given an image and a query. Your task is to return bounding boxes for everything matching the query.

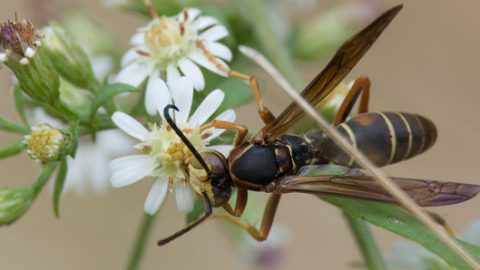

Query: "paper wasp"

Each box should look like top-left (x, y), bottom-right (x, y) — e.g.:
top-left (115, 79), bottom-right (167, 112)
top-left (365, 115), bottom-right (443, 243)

top-left (157, 4), bottom-right (480, 245)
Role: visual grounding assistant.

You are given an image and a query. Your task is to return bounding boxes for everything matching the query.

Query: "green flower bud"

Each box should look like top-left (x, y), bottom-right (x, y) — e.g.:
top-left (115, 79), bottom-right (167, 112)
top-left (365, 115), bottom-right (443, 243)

top-left (43, 23), bottom-right (98, 90)
top-left (23, 124), bottom-right (73, 163)
top-left (0, 187), bottom-right (34, 226)
top-left (0, 17), bottom-right (60, 104)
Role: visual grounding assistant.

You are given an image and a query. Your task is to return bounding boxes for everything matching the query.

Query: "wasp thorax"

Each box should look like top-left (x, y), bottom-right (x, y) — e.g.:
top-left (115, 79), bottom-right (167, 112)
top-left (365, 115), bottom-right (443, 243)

top-left (188, 151), bottom-right (232, 207)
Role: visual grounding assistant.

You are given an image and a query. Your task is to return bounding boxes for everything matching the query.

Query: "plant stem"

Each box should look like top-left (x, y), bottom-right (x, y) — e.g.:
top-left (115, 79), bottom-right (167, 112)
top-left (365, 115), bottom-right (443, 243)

top-left (31, 162), bottom-right (58, 198)
top-left (344, 213), bottom-right (386, 270)
top-left (240, 0), bottom-right (303, 90)
top-left (126, 213), bottom-right (157, 270)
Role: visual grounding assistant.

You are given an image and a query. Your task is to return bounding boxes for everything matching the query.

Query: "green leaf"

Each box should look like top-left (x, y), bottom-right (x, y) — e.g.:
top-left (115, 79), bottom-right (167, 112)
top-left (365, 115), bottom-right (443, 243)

top-left (0, 115), bottom-right (30, 134)
top-left (90, 83), bottom-right (136, 119)
top-left (319, 196), bottom-right (480, 269)
top-left (53, 159), bottom-right (68, 218)
top-left (186, 197), bottom-right (204, 224)
top-left (13, 85), bottom-right (29, 126)
top-left (0, 140), bottom-right (26, 159)
top-left (67, 120), bottom-right (79, 158)
top-left (302, 165), bottom-right (480, 269)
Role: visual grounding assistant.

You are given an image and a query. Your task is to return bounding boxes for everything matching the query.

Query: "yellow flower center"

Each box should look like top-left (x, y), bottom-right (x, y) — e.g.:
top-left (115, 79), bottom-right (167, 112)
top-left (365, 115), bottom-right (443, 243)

top-left (139, 123), bottom-right (207, 179)
top-left (143, 16), bottom-right (196, 68)
top-left (24, 124), bottom-right (66, 162)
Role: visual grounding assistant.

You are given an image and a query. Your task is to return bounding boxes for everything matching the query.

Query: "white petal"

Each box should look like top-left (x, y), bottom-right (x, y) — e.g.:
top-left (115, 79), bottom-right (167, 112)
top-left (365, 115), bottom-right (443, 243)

top-left (110, 155), bottom-right (156, 187)
top-left (114, 62), bottom-right (152, 87)
top-left (215, 109), bottom-right (236, 122)
top-left (188, 52), bottom-right (228, 77)
top-left (112, 112), bottom-right (148, 140)
top-left (145, 77), bottom-right (171, 116)
top-left (181, 8), bottom-right (201, 21)
top-left (121, 48), bottom-right (140, 66)
top-left (205, 109), bottom-right (236, 141)
top-left (175, 184), bottom-right (194, 213)
top-left (171, 77), bottom-right (193, 125)
top-left (145, 78), bottom-right (172, 119)
top-left (188, 89), bottom-right (224, 127)
top-left (200, 25), bottom-right (228, 41)
top-left (194, 16), bottom-right (219, 30)
top-left (207, 145), bottom-right (233, 157)
top-left (130, 32), bottom-right (145, 46)
top-left (166, 63), bottom-right (181, 89)
top-left (178, 57), bottom-right (205, 90)
top-left (143, 179), bottom-right (169, 215)
top-left (204, 41), bottom-right (232, 61)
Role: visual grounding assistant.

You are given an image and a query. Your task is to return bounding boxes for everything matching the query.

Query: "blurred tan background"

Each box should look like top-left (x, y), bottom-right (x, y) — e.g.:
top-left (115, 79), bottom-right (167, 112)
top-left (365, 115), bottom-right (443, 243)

top-left (0, 0), bottom-right (480, 269)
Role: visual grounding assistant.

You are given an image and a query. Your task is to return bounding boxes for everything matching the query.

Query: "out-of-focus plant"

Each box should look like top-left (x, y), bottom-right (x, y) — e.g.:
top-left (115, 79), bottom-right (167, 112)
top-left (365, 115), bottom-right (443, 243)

top-left (0, 1), bottom-right (478, 270)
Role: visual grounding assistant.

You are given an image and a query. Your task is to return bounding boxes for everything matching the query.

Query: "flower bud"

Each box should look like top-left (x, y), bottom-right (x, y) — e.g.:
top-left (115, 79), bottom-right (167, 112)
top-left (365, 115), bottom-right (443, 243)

top-left (24, 124), bottom-right (73, 163)
top-left (0, 187), bottom-right (34, 226)
top-left (1, 16), bottom-right (60, 104)
top-left (43, 23), bottom-right (98, 90)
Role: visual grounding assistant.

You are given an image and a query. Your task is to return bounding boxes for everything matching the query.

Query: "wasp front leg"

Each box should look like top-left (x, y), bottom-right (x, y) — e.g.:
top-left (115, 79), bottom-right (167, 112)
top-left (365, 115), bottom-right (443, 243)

top-left (333, 76), bottom-right (371, 126)
top-left (200, 120), bottom-right (248, 147)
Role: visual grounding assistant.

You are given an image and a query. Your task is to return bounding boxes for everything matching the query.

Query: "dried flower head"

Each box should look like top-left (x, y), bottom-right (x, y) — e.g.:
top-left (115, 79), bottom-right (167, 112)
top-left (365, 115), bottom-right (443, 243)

top-left (0, 16), bottom-right (43, 65)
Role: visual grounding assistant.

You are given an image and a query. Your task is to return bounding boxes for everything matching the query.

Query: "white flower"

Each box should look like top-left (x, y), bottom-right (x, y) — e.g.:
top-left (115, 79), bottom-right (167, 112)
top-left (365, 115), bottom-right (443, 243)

top-left (110, 76), bottom-right (235, 215)
top-left (114, 7), bottom-right (232, 93)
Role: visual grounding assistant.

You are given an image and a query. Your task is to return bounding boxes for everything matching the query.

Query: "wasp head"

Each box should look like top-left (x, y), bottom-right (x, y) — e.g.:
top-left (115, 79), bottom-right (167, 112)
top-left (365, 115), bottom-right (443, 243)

top-left (187, 150), bottom-right (232, 207)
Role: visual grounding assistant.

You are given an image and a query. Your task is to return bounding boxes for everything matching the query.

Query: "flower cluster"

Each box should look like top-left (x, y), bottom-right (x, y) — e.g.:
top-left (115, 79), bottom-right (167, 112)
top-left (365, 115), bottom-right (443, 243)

top-left (110, 77), bottom-right (234, 214)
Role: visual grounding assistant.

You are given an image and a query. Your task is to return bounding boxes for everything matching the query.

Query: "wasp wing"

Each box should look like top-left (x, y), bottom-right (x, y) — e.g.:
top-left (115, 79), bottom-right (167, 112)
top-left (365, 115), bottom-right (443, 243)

top-left (273, 165), bottom-right (480, 207)
top-left (265, 5), bottom-right (402, 136)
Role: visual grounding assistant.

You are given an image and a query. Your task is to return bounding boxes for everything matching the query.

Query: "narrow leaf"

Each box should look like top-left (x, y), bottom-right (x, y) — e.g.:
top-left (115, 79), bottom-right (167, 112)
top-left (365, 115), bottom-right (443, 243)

top-left (0, 115), bottom-right (29, 134)
top-left (319, 196), bottom-right (480, 269)
top-left (89, 83), bottom-right (136, 119)
top-left (53, 159), bottom-right (68, 218)
top-left (0, 140), bottom-right (26, 159)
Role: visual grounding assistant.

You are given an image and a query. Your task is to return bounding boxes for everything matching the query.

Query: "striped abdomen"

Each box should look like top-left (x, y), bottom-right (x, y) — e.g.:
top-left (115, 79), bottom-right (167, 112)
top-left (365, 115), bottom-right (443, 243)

top-left (320, 112), bottom-right (437, 167)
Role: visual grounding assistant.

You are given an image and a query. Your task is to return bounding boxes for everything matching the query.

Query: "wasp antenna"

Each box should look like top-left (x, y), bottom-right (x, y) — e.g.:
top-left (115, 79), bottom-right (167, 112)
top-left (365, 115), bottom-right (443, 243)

top-left (163, 104), bottom-right (212, 175)
top-left (158, 192), bottom-right (212, 246)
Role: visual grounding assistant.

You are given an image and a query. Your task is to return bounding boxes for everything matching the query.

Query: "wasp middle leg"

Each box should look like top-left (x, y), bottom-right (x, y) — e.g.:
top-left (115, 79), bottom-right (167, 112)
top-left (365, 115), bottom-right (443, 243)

top-left (196, 40), bottom-right (275, 125)
top-left (213, 194), bottom-right (281, 241)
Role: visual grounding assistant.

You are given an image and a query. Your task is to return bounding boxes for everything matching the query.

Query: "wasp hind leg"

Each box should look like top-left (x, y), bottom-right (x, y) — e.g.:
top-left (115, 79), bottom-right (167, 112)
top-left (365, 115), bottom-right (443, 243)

top-left (333, 76), bottom-right (371, 126)
top-left (213, 194), bottom-right (281, 241)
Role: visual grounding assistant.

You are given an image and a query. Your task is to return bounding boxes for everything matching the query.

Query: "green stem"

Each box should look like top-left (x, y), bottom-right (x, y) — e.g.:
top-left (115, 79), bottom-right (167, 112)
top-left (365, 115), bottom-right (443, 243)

top-left (126, 213), bottom-right (158, 270)
top-left (344, 213), bottom-right (386, 270)
top-left (239, 0), bottom-right (303, 90)
top-left (31, 162), bottom-right (58, 198)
